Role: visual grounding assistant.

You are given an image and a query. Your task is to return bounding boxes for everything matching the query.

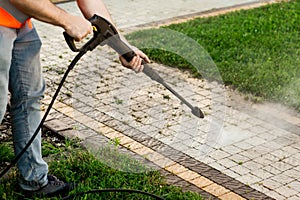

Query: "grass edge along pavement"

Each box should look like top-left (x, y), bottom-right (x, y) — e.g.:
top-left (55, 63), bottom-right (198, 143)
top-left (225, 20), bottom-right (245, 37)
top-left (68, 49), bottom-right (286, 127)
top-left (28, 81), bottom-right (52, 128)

top-left (0, 132), bottom-right (206, 200)
top-left (126, 0), bottom-right (300, 112)
top-left (0, 106), bottom-right (205, 199)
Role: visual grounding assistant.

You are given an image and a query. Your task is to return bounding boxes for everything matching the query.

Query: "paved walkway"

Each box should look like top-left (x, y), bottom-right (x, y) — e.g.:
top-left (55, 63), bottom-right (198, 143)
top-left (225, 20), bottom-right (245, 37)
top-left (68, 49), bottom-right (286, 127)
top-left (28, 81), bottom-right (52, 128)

top-left (36, 0), bottom-right (299, 199)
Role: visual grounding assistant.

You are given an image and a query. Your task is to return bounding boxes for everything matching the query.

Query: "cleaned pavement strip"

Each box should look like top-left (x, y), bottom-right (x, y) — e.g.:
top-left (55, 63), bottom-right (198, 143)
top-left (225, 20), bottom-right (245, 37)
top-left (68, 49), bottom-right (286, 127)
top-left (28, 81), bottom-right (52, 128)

top-left (37, 0), bottom-right (299, 199)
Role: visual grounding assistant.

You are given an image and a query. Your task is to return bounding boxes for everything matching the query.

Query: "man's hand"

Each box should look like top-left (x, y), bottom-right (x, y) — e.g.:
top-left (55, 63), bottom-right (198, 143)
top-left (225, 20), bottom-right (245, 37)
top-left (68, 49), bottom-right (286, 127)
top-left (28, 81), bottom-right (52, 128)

top-left (63, 15), bottom-right (93, 41)
top-left (119, 50), bottom-right (151, 73)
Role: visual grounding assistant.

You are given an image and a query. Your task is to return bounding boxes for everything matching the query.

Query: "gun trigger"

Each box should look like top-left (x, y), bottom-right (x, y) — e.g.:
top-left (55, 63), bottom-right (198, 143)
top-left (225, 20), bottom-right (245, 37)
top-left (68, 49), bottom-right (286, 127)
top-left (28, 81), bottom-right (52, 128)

top-left (92, 26), bottom-right (98, 32)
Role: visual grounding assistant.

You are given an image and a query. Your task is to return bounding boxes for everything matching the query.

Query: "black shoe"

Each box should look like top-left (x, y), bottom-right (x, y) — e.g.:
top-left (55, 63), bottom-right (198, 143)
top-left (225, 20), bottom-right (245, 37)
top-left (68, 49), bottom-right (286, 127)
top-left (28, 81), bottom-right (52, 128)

top-left (23, 175), bottom-right (75, 198)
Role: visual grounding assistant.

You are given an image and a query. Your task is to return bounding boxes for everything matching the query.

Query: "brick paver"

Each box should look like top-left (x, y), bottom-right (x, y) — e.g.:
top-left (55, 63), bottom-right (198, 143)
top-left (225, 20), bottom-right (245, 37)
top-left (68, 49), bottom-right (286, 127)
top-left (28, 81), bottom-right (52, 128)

top-left (36, 0), bottom-right (299, 199)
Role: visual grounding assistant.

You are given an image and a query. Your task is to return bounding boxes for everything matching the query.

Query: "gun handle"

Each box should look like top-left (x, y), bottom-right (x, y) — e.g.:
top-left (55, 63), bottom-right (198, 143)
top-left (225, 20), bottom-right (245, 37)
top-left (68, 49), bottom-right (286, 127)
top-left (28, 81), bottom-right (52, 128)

top-left (63, 32), bottom-right (80, 52)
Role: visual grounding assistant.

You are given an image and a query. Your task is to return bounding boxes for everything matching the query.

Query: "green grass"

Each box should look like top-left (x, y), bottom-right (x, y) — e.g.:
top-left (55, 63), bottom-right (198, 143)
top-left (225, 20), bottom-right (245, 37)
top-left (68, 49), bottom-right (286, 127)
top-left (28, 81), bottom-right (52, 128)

top-left (0, 142), bottom-right (14, 163)
top-left (0, 137), bottom-right (204, 200)
top-left (126, 0), bottom-right (300, 111)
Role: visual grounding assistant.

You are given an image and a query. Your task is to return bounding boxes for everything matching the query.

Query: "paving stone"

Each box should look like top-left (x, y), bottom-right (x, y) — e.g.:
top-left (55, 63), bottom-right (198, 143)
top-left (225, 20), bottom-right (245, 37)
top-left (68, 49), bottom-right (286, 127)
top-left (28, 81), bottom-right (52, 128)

top-left (145, 151), bottom-right (166, 163)
top-left (189, 162), bottom-right (214, 174)
top-left (234, 121), bottom-right (254, 131)
top-left (176, 156), bottom-right (203, 170)
top-left (230, 165), bottom-right (251, 176)
top-left (98, 125), bottom-right (116, 135)
top-left (244, 136), bottom-right (267, 146)
top-left (289, 195), bottom-right (300, 200)
top-left (160, 150), bottom-right (189, 163)
top-left (228, 154), bottom-right (250, 165)
top-left (209, 149), bottom-right (230, 160)
top-left (234, 185), bottom-right (256, 197)
top-left (44, 118), bottom-right (73, 132)
top-left (262, 179), bottom-right (283, 190)
top-left (92, 112), bottom-right (115, 123)
top-left (239, 148), bottom-right (263, 159)
top-left (246, 118), bottom-right (263, 126)
top-left (165, 163), bottom-right (188, 174)
top-left (105, 130), bottom-right (125, 140)
top-left (222, 179), bottom-right (245, 191)
top-left (200, 155), bottom-right (217, 165)
top-left (102, 119), bottom-right (120, 129)
top-left (141, 137), bottom-right (163, 148)
top-left (242, 160), bottom-right (263, 171)
top-left (233, 142), bottom-right (254, 151)
top-left (60, 129), bottom-right (96, 140)
top-left (209, 162), bottom-right (227, 172)
top-left (265, 190), bottom-right (286, 200)
top-left (251, 145), bottom-right (273, 155)
top-left (288, 180), bottom-right (300, 192)
top-left (150, 142), bottom-right (170, 152)
top-left (282, 133), bottom-right (300, 142)
top-left (276, 185), bottom-right (298, 198)
top-left (184, 147), bottom-right (204, 158)
top-left (131, 133), bottom-right (153, 143)
top-left (132, 146), bottom-right (154, 156)
top-left (248, 125), bottom-right (268, 134)
top-left (124, 140), bottom-right (144, 150)
top-left (288, 125), bottom-right (300, 135)
top-left (222, 169), bottom-right (241, 179)
top-left (271, 160), bottom-right (294, 172)
top-left (263, 165), bottom-right (282, 175)
top-left (220, 145), bottom-right (244, 155)
top-left (241, 185), bottom-right (273, 200)
top-left (202, 183), bottom-right (230, 197)
top-left (270, 173), bottom-right (295, 185)
top-left (295, 165), bottom-right (300, 172)
top-left (177, 170), bottom-right (201, 182)
top-left (236, 173), bottom-right (261, 185)
top-left (250, 168), bottom-right (274, 180)
top-left (250, 183), bottom-right (271, 195)
top-left (258, 131), bottom-right (278, 141)
top-left (218, 126), bottom-right (253, 146)
top-left (219, 192), bottom-right (245, 200)
top-left (273, 136), bottom-right (295, 147)
top-left (122, 128), bottom-right (143, 137)
top-left (153, 157), bottom-right (176, 169)
top-left (190, 176), bottom-right (214, 188)
top-left (209, 171), bottom-right (236, 185)
top-left (289, 153), bottom-right (300, 166)
top-left (253, 154), bottom-right (276, 166)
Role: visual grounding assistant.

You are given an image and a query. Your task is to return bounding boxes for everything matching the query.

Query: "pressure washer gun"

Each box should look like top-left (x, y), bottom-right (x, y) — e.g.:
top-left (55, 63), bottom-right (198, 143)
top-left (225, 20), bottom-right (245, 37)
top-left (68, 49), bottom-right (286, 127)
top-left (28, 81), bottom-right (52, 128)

top-left (64, 14), bottom-right (204, 118)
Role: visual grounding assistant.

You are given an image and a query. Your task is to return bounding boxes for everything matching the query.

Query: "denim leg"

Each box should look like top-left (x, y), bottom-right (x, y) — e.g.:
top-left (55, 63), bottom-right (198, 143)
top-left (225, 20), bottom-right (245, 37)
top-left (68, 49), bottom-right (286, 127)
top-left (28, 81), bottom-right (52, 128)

top-left (9, 25), bottom-right (48, 191)
top-left (0, 27), bottom-right (15, 123)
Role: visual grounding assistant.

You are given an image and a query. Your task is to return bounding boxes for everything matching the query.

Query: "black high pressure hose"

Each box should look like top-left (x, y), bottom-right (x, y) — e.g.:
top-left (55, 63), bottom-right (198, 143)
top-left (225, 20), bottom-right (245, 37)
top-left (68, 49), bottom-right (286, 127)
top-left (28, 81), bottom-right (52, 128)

top-left (0, 46), bottom-right (165, 200)
top-left (1, 14), bottom-right (204, 200)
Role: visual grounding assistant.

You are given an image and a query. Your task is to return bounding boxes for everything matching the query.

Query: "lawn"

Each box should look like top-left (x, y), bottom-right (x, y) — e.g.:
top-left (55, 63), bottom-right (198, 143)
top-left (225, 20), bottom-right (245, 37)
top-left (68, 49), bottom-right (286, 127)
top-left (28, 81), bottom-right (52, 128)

top-left (126, 0), bottom-right (300, 111)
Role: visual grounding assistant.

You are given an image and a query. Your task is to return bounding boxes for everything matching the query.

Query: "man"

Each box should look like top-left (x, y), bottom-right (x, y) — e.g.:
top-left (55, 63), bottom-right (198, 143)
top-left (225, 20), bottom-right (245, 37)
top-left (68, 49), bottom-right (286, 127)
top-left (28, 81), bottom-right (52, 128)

top-left (0, 0), bottom-right (150, 197)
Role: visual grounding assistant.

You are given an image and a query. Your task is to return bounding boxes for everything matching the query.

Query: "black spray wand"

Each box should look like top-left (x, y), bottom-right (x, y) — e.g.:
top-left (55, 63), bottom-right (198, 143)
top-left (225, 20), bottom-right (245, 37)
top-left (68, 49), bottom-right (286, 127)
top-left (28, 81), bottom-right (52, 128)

top-left (64, 14), bottom-right (204, 119)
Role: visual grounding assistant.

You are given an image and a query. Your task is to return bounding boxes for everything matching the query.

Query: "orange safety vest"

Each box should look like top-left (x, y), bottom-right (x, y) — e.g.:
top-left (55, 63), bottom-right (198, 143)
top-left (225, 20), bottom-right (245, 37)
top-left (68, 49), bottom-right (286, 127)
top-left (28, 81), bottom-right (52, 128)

top-left (0, 7), bottom-right (32, 29)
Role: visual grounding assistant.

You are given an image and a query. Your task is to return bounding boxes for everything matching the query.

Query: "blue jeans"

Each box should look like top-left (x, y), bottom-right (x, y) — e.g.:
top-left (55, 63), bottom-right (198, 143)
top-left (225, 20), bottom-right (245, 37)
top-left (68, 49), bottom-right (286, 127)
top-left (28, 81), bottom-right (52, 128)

top-left (0, 23), bottom-right (48, 191)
